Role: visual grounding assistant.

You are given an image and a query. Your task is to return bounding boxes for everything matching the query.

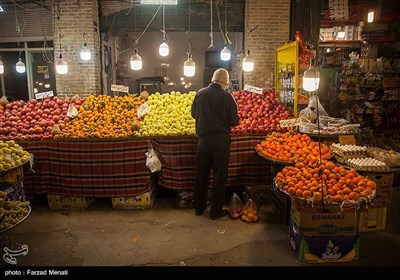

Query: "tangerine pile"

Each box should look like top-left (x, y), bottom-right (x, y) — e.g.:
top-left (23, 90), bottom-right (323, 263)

top-left (256, 131), bottom-right (332, 164)
top-left (57, 95), bottom-right (144, 139)
top-left (275, 160), bottom-right (376, 203)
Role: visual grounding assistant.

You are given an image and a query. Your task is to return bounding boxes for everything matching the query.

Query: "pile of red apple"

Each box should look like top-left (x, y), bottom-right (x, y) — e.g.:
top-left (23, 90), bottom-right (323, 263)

top-left (231, 89), bottom-right (291, 134)
top-left (0, 96), bottom-right (84, 141)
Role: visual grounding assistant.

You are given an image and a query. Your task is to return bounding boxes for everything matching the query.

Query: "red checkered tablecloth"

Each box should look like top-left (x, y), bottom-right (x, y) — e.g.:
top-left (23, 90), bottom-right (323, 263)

top-left (20, 135), bottom-right (271, 197)
top-left (152, 135), bottom-right (271, 190)
top-left (21, 139), bottom-right (151, 197)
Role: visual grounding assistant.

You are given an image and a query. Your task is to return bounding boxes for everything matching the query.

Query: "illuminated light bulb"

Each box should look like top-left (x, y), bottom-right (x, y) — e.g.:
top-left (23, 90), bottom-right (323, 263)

top-left (183, 54), bottom-right (195, 77)
top-left (302, 63), bottom-right (320, 92)
top-left (242, 50), bottom-right (254, 72)
top-left (159, 41), bottom-right (169, 56)
top-left (56, 54), bottom-right (68, 74)
top-left (0, 59), bottom-right (4, 74)
top-left (16, 58), bottom-right (26, 73)
top-left (130, 49), bottom-right (142, 70)
top-left (80, 43), bottom-right (91, 60)
top-left (337, 27), bottom-right (346, 39)
top-left (368, 10), bottom-right (375, 23)
top-left (220, 45), bottom-right (231, 61)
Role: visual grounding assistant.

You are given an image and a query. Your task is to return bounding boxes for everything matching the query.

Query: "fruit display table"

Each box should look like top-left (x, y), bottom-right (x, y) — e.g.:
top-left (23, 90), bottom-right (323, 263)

top-left (20, 135), bottom-right (271, 197)
top-left (21, 139), bottom-right (151, 197)
top-left (153, 135), bottom-right (270, 190)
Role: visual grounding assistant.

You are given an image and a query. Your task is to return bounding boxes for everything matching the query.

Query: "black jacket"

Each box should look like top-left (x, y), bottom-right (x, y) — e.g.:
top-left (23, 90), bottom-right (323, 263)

top-left (191, 83), bottom-right (240, 136)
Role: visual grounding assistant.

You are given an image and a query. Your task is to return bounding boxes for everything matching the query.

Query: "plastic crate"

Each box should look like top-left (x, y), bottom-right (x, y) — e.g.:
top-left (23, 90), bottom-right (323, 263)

top-left (47, 194), bottom-right (94, 210)
top-left (271, 186), bottom-right (291, 225)
top-left (358, 207), bottom-right (387, 232)
top-left (111, 188), bottom-right (154, 209)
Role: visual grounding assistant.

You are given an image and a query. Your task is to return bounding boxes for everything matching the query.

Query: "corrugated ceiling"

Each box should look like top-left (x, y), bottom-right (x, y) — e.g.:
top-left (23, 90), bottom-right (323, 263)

top-left (101, 0), bottom-right (245, 34)
top-left (0, 1), bottom-right (53, 40)
top-left (0, 0), bottom-right (245, 40)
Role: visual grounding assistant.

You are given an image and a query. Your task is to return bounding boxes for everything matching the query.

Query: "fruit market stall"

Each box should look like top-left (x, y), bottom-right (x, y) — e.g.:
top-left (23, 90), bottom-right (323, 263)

top-left (1, 89), bottom-right (291, 199)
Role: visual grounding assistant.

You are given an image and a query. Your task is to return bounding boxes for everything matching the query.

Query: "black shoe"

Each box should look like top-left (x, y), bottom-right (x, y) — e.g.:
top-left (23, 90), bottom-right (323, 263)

top-left (195, 205), bottom-right (206, 216)
top-left (210, 210), bottom-right (229, 220)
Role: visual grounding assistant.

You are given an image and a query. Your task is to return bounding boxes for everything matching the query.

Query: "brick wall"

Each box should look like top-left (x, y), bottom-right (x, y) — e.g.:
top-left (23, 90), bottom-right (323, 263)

top-left (54, 0), bottom-right (101, 97)
top-left (244, 0), bottom-right (291, 88)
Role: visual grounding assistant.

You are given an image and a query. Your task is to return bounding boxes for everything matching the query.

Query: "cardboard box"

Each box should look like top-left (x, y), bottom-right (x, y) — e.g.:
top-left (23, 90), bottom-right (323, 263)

top-left (290, 222), bottom-right (360, 263)
top-left (290, 197), bottom-right (357, 236)
top-left (47, 194), bottom-right (94, 210)
top-left (370, 188), bottom-right (392, 208)
top-left (358, 207), bottom-right (387, 232)
top-left (111, 188), bottom-right (154, 209)
top-left (359, 171), bottom-right (394, 189)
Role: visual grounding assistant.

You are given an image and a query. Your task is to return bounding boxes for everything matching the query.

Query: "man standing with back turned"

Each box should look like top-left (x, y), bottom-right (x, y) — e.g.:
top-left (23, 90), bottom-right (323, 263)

top-left (191, 68), bottom-right (240, 219)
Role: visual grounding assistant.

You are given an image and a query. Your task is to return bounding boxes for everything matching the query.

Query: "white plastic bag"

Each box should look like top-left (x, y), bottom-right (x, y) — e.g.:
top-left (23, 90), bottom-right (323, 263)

top-left (145, 141), bottom-right (161, 173)
top-left (67, 104), bottom-right (79, 118)
top-left (307, 95), bottom-right (329, 116)
top-left (137, 102), bottom-right (150, 119)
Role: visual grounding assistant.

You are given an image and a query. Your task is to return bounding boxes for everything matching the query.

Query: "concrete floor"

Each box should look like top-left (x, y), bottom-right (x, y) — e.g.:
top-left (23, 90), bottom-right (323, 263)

top-left (3, 187), bottom-right (400, 267)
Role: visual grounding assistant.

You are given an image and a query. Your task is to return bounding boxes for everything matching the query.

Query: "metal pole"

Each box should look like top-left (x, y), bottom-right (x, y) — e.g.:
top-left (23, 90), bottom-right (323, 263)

top-left (1, 74), bottom-right (5, 97)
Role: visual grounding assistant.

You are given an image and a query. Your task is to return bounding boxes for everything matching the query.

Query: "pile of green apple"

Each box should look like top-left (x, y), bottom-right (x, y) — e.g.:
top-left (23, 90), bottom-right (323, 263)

top-left (136, 91), bottom-right (196, 137)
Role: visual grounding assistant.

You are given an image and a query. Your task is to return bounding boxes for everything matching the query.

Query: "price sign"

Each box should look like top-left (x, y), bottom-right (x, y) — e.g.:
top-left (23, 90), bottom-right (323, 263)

top-left (111, 84), bottom-right (129, 93)
top-left (35, 90), bottom-right (54, 99)
top-left (37, 65), bottom-right (49, 74)
top-left (279, 118), bottom-right (302, 127)
top-left (243, 84), bottom-right (263, 95)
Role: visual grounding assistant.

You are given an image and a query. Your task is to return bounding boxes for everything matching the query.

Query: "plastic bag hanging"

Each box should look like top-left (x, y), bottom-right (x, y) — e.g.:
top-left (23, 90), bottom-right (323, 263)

top-left (229, 193), bottom-right (243, 219)
top-left (145, 141), bottom-right (161, 173)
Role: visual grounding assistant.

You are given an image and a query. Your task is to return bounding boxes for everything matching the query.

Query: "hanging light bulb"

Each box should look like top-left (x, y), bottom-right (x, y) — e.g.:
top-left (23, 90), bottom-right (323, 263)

top-left (159, 41), bottom-right (169, 56)
top-left (337, 27), bottom-right (346, 39)
top-left (0, 59), bottom-right (4, 74)
top-left (183, 53), bottom-right (195, 77)
top-left (56, 54), bottom-right (68, 74)
top-left (220, 45), bottom-right (231, 61)
top-left (302, 60), bottom-right (320, 92)
top-left (15, 58), bottom-right (26, 73)
top-left (130, 49), bottom-right (142, 70)
top-left (159, 5), bottom-right (169, 57)
top-left (80, 43), bottom-right (91, 60)
top-left (367, 9), bottom-right (375, 23)
top-left (242, 50), bottom-right (254, 72)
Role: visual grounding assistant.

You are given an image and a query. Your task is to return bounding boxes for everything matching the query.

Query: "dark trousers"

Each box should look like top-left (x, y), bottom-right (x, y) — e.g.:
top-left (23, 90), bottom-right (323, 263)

top-left (194, 133), bottom-right (230, 216)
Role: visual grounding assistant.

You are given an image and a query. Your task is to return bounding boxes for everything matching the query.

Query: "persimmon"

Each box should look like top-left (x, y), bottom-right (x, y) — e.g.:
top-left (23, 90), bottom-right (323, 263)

top-left (349, 192), bottom-right (360, 201)
top-left (366, 180), bottom-right (377, 189)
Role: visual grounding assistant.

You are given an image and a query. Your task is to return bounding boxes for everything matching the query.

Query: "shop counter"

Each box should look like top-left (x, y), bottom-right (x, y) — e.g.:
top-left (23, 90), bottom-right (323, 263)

top-left (21, 135), bottom-right (271, 197)
top-left (153, 135), bottom-right (270, 190)
top-left (22, 139), bottom-right (151, 197)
